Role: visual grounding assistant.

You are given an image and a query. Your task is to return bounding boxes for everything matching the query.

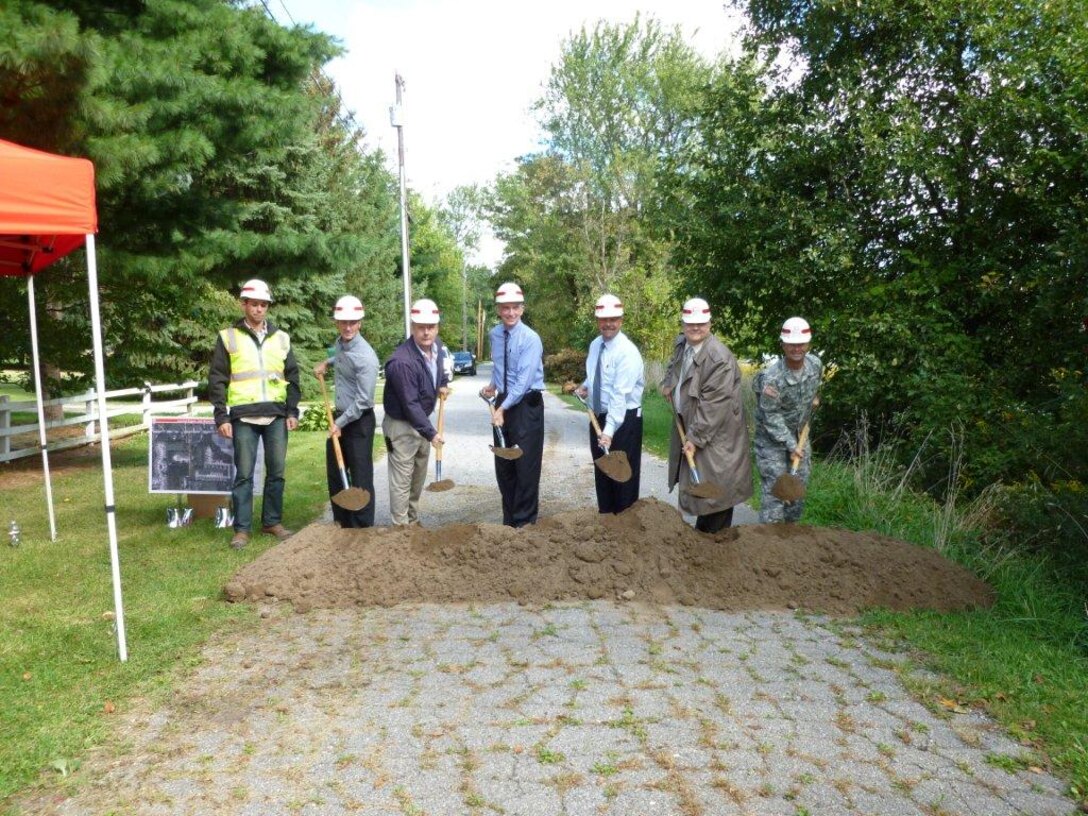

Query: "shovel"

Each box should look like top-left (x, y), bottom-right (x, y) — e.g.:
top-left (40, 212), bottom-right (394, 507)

top-left (316, 372), bottom-right (371, 511)
top-left (573, 392), bottom-right (632, 483)
top-left (426, 390), bottom-right (455, 492)
top-left (670, 395), bottom-right (726, 500)
top-left (481, 394), bottom-right (523, 460)
top-left (771, 395), bottom-right (819, 504)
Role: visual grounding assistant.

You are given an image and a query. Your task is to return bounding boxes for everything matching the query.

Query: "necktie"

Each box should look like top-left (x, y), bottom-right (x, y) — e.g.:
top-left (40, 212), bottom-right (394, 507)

top-left (503, 329), bottom-right (510, 395)
top-left (592, 345), bottom-right (603, 414)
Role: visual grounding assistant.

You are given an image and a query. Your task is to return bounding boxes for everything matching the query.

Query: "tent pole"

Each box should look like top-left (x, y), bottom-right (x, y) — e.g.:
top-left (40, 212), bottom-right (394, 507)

top-left (27, 275), bottom-right (58, 541)
top-left (85, 234), bottom-right (128, 662)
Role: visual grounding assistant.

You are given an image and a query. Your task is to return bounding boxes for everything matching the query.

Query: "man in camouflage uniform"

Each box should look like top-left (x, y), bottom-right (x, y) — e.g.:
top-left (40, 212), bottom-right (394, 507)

top-left (754, 317), bottom-right (823, 523)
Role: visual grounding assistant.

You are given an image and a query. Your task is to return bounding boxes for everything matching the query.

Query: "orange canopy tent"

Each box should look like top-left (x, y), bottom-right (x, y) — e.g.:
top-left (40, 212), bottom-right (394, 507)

top-left (0, 138), bottom-right (128, 661)
top-left (0, 139), bottom-right (97, 274)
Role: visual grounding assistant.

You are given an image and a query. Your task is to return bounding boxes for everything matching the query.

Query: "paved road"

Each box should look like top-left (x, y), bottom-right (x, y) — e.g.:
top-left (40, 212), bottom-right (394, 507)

top-left (365, 363), bottom-right (756, 528)
top-left (30, 365), bottom-right (1075, 815)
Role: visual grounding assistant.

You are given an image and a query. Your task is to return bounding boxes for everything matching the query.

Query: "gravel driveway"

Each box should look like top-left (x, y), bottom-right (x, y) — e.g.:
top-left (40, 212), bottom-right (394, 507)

top-left (364, 364), bottom-right (756, 528)
top-left (17, 364), bottom-right (1074, 816)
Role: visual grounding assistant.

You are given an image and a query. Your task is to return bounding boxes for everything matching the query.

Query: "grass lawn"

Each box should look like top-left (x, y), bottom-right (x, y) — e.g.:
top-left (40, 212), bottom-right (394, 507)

top-left (0, 422), bottom-right (334, 803)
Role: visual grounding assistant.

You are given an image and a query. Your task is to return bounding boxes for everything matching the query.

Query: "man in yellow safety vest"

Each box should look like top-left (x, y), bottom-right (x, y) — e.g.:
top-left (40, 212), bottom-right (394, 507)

top-left (208, 278), bottom-right (300, 549)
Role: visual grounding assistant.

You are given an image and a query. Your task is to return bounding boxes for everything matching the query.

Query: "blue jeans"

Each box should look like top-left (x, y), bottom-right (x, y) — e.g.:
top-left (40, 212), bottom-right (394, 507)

top-left (231, 417), bottom-right (287, 532)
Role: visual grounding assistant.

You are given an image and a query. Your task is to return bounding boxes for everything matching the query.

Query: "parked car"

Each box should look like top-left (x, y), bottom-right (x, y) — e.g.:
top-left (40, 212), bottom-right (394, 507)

top-left (452, 350), bottom-right (476, 376)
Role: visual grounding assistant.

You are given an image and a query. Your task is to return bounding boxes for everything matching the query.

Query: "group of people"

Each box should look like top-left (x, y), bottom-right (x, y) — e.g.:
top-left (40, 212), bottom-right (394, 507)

top-left (208, 280), bottom-right (451, 549)
top-left (574, 292), bottom-right (821, 530)
top-left (208, 278), bottom-right (822, 548)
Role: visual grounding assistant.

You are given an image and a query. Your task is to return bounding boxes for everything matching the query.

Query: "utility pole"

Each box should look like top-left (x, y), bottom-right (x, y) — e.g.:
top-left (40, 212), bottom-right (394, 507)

top-left (390, 73), bottom-right (411, 337)
top-left (461, 267), bottom-right (468, 351)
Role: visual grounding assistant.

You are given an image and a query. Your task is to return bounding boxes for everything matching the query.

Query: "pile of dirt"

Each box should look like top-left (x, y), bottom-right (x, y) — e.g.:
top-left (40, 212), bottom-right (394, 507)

top-left (225, 498), bottom-right (994, 615)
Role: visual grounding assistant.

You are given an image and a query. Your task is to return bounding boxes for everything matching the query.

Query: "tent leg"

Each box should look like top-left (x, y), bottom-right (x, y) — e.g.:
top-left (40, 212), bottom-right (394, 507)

top-left (27, 276), bottom-right (57, 542)
top-left (86, 234), bottom-right (128, 662)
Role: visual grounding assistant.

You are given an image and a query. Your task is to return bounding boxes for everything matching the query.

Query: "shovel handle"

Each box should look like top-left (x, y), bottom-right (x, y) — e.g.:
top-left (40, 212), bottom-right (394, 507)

top-left (790, 420), bottom-right (812, 473)
top-left (481, 394), bottom-right (509, 449)
top-left (317, 372), bottom-right (351, 485)
top-left (575, 393), bottom-right (609, 451)
top-left (789, 394), bottom-right (820, 473)
top-left (672, 407), bottom-right (704, 485)
top-left (435, 391), bottom-right (447, 464)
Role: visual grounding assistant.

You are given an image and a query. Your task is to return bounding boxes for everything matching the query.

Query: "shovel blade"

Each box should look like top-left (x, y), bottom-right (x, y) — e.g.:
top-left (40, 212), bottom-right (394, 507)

top-left (594, 451), bottom-right (632, 483)
top-left (490, 444), bottom-right (523, 460)
top-left (332, 486), bottom-right (371, 511)
top-left (686, 481), bottom-right (727, 500)
top-left (426, 479), bottom-right (456, 492)
top-left (771, 472), bottom-right (806, 503)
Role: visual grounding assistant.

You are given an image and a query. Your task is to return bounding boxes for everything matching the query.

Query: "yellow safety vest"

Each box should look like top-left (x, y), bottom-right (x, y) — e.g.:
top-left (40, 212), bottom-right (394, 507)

top-left (219, 326), bottom-right (290, 406)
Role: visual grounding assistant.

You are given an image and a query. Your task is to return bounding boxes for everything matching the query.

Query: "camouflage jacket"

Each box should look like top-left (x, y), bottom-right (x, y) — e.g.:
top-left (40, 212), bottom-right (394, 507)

top-left (753, 354), bottom-right (823, 451)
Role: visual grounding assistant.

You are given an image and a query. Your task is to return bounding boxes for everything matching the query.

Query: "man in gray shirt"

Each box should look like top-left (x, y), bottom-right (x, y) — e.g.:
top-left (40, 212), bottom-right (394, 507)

top-left (313, 295), bottom-right (379, 527)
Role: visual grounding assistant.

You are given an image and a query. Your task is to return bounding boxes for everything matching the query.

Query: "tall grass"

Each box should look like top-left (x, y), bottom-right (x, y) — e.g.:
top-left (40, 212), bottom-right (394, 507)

top-left (805, 427), bottom-right (1088, 802)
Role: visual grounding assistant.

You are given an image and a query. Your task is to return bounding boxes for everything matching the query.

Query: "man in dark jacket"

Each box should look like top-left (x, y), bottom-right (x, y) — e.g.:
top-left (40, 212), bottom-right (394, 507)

top-left (208, 279), bottom-right (300, 549)
top-left (382, 298), bottom-right (449, 525)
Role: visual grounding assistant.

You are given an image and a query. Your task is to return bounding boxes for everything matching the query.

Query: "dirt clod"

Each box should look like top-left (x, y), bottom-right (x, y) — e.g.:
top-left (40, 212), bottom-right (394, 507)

top-left (225, 498), bottom-right (994, 615)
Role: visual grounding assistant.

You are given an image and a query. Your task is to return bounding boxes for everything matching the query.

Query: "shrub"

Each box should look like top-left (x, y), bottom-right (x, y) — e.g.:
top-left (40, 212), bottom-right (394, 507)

top-left (544, 347), bottom-right (587, 386)
top-left (296, 403), bottom-right (329, 431)
top-left (990, 477), bottom-right (1088, 588)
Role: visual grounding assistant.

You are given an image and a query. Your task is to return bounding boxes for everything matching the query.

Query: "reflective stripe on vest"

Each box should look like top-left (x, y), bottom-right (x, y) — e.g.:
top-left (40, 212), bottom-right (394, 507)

top-left (220, 327), bottom-right (290, 406)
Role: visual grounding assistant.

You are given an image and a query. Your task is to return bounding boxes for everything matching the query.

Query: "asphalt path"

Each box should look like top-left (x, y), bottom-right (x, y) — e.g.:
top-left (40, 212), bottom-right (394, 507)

top-left (366, 362), bottom-right (758, 528)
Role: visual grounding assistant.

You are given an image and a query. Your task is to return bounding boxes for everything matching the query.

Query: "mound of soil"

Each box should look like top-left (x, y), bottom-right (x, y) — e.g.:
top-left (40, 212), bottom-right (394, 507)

top-left (225, 498), bottom-right (993, 615)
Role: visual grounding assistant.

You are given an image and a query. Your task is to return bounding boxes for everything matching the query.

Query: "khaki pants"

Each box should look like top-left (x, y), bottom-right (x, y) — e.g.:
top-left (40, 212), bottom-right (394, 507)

top-left (382, 415), bottom-right (432, 525)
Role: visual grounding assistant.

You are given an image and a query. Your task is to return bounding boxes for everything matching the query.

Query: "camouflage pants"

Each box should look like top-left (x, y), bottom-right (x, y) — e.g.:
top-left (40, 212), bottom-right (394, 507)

top-left (755, 443), bottom-right (810, 523)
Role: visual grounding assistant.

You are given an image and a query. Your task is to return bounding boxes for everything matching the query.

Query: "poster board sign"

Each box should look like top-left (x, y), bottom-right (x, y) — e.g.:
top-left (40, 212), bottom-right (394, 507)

top-left (148, 417), bottom-right (261, 495)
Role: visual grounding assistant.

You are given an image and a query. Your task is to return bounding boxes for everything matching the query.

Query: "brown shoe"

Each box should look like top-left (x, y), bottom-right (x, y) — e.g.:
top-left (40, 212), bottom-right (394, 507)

top-left (229, 531), bottom-right (249, 550)
top-left (260, 524), bottom-right (294, 541)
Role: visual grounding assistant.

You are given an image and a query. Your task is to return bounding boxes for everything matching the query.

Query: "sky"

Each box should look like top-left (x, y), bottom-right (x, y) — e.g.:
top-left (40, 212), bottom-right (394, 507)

top-left (263, 0), bottom-right (748, 264)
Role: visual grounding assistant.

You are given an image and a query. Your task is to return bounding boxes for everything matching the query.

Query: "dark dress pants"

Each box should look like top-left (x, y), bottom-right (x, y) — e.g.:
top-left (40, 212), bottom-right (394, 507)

top-left (695, 507), bottom-right (734, 533)
top-left (494, 391), bottom-right (544, 527)
top-left (590, 408), bottom-right (642, 514)
top-left (326, 410), bottom-right (375, 528)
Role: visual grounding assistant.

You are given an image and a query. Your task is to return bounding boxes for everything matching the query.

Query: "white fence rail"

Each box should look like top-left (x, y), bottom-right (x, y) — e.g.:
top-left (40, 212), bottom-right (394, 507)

top-left (0, 380), bottom-right (199, 463)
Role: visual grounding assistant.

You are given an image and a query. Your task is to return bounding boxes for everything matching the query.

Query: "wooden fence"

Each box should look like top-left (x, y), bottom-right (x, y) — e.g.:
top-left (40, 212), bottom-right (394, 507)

top-left (0, 381), bottom-right (199, 463)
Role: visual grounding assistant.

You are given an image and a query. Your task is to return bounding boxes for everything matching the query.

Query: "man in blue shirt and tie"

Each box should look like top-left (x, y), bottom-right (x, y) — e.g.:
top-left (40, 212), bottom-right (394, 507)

top-left (575, 294), bottom-right (645, 514)
top-left (480, 281), bottom-right (545, 527)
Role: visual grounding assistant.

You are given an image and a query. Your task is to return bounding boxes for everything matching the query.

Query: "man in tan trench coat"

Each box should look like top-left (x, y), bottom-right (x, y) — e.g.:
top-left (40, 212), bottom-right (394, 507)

top-left (660, 297), bottom-right (753, 532)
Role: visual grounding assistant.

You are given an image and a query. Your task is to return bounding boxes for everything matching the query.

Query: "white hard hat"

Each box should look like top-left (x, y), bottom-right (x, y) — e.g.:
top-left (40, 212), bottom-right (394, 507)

top-left (410, 298), bottom-right (441, 325)
top-left (240, 279), bottom-right (272, 303)
top-left (780, 316), bottom-right (812, 343)
top-left (495, 281), bottom-right (524, 304)
top-left (333, 295), bottom-right (364, 321)
top-left (681, 297), bottom-right (711, 324)
top-left (594, 294), bottom-right (624, 319)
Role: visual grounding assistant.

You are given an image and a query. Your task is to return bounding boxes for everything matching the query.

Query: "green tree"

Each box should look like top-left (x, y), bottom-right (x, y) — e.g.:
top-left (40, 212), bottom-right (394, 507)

top-left (673, 0), bottom-right (1088, 489)
top-left (439, 184), bottom-right (487, 351)
top-left (489, 155), bottom-right (586, 354)
top-left (0, 0), bottom-right (403, 398)
top-left (489, 16), bottom-right (713, 359)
